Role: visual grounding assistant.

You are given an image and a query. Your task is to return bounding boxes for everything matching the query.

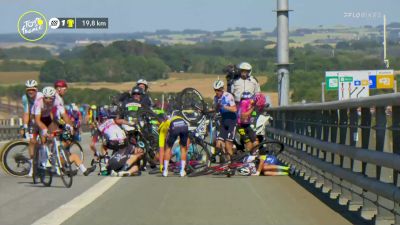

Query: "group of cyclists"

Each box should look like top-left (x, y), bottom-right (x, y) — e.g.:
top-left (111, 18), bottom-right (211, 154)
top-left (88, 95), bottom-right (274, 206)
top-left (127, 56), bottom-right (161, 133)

top-left (18, 61), bottom-right (290, 180)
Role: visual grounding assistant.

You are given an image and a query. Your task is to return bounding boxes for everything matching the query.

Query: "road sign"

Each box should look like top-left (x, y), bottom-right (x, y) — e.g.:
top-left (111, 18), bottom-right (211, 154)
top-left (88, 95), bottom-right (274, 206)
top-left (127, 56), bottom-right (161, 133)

top-left (326, 70), bottom-right (394, 91)
top-left (377, 75), bottom-right (394, 89)
top-left (337, 71), bottom-right (369, 100)
top-left (325, 72), bottom-right (339, 90)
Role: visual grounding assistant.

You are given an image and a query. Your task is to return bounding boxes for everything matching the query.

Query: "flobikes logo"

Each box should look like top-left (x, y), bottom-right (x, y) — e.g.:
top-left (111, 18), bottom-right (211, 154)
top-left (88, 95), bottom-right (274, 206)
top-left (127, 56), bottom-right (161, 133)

top-left (17, 11), bottom-right (48, 42)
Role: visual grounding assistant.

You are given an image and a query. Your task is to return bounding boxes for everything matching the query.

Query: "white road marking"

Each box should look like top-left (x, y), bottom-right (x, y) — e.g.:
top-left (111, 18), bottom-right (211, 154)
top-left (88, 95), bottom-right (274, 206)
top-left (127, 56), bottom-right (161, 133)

top-left (31, 177), bottom-right (121, 225)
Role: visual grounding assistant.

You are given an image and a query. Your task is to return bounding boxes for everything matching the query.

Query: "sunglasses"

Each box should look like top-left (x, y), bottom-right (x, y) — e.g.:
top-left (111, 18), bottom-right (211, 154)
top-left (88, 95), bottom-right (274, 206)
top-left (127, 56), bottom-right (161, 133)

top-left (214, 89), bottom-right (223, 92)
top-left (44, 97), bottom-right (55, 100)
top-left (26, 88), bottom-right (37, 92)
top-left (132, 93), bottom-right (141, 96)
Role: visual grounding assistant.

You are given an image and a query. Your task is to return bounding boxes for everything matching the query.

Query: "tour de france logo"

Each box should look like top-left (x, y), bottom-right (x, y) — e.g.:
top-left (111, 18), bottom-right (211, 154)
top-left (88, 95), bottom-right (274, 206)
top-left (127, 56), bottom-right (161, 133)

top-left (17, 10), bottom-right (48, 42)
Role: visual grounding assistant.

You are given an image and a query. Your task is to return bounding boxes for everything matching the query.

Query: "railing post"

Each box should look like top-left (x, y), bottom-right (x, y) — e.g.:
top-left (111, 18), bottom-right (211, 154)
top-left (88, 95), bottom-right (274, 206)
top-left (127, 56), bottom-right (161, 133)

top-left (348, 107), bottom-right (364, 212)
top-left (392, 106), bottom-right (400, 224)
top-left (361, 106), bottom-right (378, 220)
top-left (375, 106), bottom-right (395, 225)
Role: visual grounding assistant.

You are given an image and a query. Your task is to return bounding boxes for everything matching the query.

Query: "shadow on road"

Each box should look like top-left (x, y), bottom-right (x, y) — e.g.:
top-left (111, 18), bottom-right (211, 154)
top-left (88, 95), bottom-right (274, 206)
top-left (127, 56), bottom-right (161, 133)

top-left (290, 174), bottom-right (373, 225)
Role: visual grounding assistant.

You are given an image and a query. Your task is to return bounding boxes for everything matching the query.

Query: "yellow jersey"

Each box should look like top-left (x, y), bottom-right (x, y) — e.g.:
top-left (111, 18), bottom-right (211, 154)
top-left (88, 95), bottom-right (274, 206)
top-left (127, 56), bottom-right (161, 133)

top-left (158, 116), bottom-right (184, 148)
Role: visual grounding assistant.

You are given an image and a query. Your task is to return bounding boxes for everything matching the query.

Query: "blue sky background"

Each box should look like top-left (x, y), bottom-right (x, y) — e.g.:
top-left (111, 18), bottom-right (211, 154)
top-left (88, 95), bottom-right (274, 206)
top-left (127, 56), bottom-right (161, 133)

top-left (1, 0), bottom-right (399, 33)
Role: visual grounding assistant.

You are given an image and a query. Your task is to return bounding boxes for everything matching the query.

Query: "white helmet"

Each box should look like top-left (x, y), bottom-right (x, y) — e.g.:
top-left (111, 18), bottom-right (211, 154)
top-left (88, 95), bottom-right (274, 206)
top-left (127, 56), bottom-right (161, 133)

top-left (42, 87), bottom-right (56, 98)
top-left (237, 167), bottom-right (251, 176)
top-left (25, 79), bottom-right (38, 89)
top-left (213, 80), bottom-right (224, 89)
top-left (238, 62), bottom-right (252, 71)
top-left (137, 79), bottom-right (148, 86)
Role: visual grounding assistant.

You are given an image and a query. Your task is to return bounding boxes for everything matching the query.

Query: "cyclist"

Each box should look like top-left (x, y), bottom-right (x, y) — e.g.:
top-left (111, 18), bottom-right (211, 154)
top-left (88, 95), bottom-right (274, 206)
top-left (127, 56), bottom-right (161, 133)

top-left (136, 79), bottom-right (153, 108)
top-left (32, 87), bottom-right (95, 176)
top-left (88, 105), bottom-right (99, 156)
top-left (237, 153), bottom-right (290, 176)
top-left (66, 103), bottom-right (83, 141)
top-left (158, 114), bottom-right (189, 177)
top-left (21, 79), bottom-right (43, 177)
top-left (213, 79), bottom-right (237, 161)
top-left (54, 79), bottom-right (68, 107)
top-left (231, 62), bottom-right (261, 104)
top-left (119, 87), bottom-right (148, 122)
top-left (237, 92), bottom-right (258, 151)
top-left (96, 107), bottom-right (143, 176)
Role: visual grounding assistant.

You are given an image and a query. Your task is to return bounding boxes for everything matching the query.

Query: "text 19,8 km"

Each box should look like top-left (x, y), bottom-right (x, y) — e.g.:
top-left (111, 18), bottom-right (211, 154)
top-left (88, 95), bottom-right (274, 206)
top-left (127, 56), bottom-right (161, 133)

top-left (76, 18), bottom-right (108, 29)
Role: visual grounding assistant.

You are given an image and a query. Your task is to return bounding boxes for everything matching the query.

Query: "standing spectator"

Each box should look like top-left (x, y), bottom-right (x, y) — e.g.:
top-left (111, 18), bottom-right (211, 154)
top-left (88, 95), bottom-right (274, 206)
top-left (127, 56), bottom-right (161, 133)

top-left (231, 62), bottom-right (261, 104)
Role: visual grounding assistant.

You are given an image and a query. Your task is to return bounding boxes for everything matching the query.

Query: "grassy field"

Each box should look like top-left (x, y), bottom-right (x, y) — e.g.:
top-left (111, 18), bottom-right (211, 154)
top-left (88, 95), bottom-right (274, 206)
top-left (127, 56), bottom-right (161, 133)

top-left (71, 72), bottom-right (278, 106)
top-left (0, 71), bottom-right (39, 85)
top-left (0, 59), bottom-right (46, 65)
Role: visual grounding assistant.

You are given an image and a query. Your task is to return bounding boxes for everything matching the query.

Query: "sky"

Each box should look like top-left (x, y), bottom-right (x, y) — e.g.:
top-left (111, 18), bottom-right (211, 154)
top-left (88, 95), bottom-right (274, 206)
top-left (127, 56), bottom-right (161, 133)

top-left (1, 0), bottom-right (399, 34)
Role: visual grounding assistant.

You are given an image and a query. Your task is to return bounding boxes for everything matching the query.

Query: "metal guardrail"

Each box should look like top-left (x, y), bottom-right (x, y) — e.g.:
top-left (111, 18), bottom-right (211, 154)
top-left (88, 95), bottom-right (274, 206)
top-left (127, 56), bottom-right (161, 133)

top-left (266, 93), bottom-right (400, 225)
top-left (0, 118), bottom-right (91, 141)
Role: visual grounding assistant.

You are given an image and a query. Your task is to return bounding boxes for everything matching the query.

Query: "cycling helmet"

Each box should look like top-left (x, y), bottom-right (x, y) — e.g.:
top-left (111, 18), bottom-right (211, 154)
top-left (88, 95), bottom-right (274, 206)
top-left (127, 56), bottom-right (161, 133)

top-left (238, 62), bottom-right (252, 77)
top-left (254, 93), bottom-right (267, 111)
top-left (131, 87), bottom-right (143, 95)
top-left (65, 104), bottom-right (71, 111)
top-left (213, 80), bottom-right (224, 89)
top-left (241, 91), bottom-right (253, 100)
top-left (137, 79), bottom-right (148, 87)
top-left (238, 62), bottom-right (252, 71)
top-left (237, 167), bottom-right (251, 176)
top-left (54, 79), bottom-right (68, 88)
top-left (42, 87), bottom-right (56, 98)
top-left (90, 105), bottom-right (97, 110)
top-left (98, 107), bottom-right (109, 120)
top-left (25, 80), bottom-right (38, 89)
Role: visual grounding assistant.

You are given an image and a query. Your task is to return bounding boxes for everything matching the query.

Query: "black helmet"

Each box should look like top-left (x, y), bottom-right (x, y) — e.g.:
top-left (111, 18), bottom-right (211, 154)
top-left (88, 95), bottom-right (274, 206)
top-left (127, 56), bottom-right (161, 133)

top-left (131, 87), bottom-right (143, 95)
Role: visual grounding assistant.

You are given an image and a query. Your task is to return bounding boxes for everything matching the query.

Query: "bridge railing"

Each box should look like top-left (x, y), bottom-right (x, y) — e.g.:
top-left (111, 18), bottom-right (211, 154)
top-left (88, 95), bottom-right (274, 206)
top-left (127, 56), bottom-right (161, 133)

top-left (266, 93), bottom-right (400, 225)
top-left (0, 118), bottom-right (91, 141)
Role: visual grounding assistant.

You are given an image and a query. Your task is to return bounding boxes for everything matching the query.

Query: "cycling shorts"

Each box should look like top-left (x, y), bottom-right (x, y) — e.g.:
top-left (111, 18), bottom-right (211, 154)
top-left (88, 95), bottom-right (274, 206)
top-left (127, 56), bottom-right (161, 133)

top-left (237, 124), bottom-right (256, 144)
top-left (166, 119), bottom-right (189, 148)
top-left (216, 118), bottom-right (236, 142)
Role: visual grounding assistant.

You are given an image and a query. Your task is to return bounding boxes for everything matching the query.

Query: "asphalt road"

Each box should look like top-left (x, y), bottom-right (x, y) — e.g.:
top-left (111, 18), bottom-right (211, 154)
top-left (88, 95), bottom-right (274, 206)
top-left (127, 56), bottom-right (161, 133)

top-left (0, 134), bottom-right (354, 225)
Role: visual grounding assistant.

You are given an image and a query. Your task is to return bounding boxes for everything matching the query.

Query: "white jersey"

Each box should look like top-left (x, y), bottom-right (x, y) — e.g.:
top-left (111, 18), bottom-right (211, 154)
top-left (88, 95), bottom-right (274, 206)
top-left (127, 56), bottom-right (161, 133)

top-left (231, 76), bottom-right (260, 102)
top-left (55, 93), bottom-right (64, 107)
top-left (97, 119), bottom-right (126, 142)
top-left (31, 95), bottom-right (65, 118)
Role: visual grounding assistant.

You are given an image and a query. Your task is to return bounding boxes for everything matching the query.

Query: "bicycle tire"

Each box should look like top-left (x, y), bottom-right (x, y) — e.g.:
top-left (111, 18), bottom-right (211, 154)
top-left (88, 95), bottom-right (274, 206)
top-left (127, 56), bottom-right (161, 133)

top-left (187, 166), bottom-right (215, 177)
top-left (186, 141), bottom-right (211, 175)
top-left (58, 148), bottom-right (73, 188)
top-left (251, 141), bottom-right (284, 156)
top-left (177, 88), bottom-right (206, 124)
top-left (1, 140), bottom-right (30, 176)
top-left (32, 145), bottom-right (40, 184)
top-left (40, 167), bottom-right (52, 187)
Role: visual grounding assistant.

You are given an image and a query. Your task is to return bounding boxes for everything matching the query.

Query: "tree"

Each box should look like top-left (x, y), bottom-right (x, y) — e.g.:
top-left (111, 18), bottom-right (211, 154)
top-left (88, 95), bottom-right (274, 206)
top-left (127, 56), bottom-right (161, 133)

top-left (39, 59), bottom-right (66, 82)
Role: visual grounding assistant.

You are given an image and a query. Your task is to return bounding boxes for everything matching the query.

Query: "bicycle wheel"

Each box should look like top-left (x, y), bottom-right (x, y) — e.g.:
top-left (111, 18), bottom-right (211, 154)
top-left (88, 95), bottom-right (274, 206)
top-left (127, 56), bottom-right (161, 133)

top-left (188, 166), bottom-right (217, 177)
top-left (68, 141), bottom-right (84, 164)
top-left (1, 140), bottom-right (31, 176)
top-left (186, 141), bottom-right (211, 175)
top-left (32, 145), bottom-right (41, 184)
top-left (40, 167), bottom-right (53, 187)
top-left (58, 148), bottom-right (73, 188)
top-left (177, 88), bottom-right (206, 124)
top-left (251, 141), bottom-right (284, 156)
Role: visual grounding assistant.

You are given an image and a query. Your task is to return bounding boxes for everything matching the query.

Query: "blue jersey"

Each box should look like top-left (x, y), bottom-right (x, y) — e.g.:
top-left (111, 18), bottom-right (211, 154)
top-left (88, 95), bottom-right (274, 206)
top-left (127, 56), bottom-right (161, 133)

top-left (214, 92), bottom-right (236, 120)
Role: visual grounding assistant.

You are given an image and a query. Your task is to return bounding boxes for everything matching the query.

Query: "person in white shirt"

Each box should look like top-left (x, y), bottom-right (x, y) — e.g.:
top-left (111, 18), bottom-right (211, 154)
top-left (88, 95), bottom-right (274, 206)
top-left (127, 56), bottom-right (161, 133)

top-left (230, 62), bottom-right (261, 104)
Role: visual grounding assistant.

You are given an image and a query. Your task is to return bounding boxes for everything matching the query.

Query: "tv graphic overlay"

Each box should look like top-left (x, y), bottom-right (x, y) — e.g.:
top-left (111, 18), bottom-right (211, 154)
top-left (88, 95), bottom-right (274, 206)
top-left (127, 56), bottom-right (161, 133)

top-left (17, 10), bottom-right (48, 42)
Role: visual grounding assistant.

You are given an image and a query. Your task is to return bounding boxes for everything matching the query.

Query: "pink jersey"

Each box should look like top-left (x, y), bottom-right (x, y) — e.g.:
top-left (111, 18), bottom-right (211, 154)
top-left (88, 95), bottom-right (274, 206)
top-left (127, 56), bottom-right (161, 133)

top-left (97, 119), bottom-right (126, 142)
top-left (31, 96), bottom-right (65, 118)
top-left (237, 99), bottom-right (254, 125)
